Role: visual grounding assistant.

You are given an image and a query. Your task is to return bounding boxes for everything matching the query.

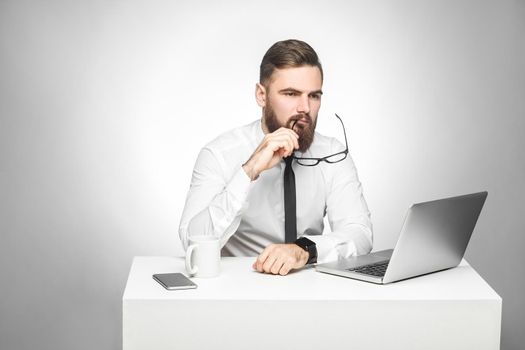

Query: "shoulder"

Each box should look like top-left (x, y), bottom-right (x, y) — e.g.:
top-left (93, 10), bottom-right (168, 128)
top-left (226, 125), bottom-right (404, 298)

top-left (198, 120), bottom-right (261, 172)
top-left (204, 120), bottom-right (260, 152)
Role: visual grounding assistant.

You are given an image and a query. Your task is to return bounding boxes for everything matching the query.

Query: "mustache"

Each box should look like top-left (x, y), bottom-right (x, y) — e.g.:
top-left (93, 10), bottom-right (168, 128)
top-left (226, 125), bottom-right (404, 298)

top-left (288, 114), bottom-right (312, 129)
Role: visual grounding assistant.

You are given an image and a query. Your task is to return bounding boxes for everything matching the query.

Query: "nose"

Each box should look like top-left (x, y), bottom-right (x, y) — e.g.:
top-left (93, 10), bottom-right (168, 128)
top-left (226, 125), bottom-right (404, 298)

top-left (297, 94), bottom-right (310, 115)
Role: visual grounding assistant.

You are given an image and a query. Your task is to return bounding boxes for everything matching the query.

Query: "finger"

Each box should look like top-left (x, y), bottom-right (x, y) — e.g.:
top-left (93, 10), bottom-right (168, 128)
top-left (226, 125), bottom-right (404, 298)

top-left (274, 127), bottom-right (299, 140)
top-left (279, 136), bottom-right (296, 156)
top-left (274, 133), bottom-right (299, 153)
top-left (255, 246), bottom-right (272, 272)
top-left (262, 254), bottom-right (277, 273)
top-left (279, 261), bottom-right (294, 276)
top-left (288, 132), bottom-right (299, 150)
top-left (271, 257), bottom-right (286, 275)
top-left (266, 138), bottom-right (295, 157)
top-left (266, 129), bottom-right (298, 151)
top-left (286, 125), bottom-right (300, 138)
top-left (255, 255), bottom-right (267, 273)
top-left (276, 148), bottom-right (287, 159)
top-left (281, 131), bottom-right (299, 151)
top-left (276, 132), bottom-right (299, 152)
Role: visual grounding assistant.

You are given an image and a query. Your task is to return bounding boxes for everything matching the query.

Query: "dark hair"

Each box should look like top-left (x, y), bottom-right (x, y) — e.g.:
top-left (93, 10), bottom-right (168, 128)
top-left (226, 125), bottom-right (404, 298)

top-left (259, 39), bottom-right (323, 86)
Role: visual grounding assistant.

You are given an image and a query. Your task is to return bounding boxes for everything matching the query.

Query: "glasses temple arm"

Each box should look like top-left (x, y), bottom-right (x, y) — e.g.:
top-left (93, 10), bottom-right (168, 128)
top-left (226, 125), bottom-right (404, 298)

top-left (334, 113), bottom-right (349, 150)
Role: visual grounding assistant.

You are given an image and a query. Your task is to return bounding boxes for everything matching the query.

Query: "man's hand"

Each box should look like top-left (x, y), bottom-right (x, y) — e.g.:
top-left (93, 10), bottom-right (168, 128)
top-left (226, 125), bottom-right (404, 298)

top-left (242, 127), bottom-right (299, 181)
top-left (252, 243), bottom-right (308, 276)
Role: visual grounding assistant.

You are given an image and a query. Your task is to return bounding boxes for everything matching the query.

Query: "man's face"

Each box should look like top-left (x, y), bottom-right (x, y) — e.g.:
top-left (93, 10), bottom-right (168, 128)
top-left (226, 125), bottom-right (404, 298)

top-left (259, 65), bottom-right (323, 153)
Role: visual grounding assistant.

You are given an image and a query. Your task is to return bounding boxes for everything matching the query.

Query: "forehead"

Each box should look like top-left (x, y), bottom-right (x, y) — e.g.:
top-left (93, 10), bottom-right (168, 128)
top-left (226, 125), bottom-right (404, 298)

top-left (267, 66), bottom-right (323, 91)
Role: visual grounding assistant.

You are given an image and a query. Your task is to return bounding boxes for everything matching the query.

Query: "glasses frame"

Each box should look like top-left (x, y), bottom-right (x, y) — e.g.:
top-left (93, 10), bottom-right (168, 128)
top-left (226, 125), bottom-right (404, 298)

top-left (292, 113), bottom-right (349, 167)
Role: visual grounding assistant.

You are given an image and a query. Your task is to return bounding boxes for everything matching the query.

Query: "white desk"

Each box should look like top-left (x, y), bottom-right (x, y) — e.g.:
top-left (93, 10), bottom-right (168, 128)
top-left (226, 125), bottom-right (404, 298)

top-left (123, 257), bottom-right (501, 350)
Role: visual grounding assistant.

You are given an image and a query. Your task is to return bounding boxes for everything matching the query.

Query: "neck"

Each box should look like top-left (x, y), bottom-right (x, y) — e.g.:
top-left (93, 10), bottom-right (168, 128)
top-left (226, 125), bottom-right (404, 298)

top-left (260, 116), bottom-right (270, 134)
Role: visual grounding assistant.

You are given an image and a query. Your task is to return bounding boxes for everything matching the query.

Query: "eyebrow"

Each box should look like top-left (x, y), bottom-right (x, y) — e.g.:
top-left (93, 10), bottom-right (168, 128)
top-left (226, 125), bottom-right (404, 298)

top-left (278, 87), bottom-right (324, 95)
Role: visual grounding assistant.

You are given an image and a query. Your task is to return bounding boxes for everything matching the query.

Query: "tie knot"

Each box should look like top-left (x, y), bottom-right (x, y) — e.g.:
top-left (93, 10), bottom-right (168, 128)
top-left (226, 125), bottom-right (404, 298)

top-left (284, 156), bottom-right (294, 167)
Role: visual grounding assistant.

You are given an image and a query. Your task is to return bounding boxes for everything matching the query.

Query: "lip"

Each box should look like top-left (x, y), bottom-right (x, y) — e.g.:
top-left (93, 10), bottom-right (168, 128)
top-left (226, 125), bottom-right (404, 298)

top-left (295, 118), bottom-right (310, 126)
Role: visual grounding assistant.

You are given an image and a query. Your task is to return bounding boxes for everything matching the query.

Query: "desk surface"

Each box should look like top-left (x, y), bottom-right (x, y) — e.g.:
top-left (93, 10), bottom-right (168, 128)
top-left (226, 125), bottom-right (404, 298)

top-left (123, 256), bottom-right (501, 302)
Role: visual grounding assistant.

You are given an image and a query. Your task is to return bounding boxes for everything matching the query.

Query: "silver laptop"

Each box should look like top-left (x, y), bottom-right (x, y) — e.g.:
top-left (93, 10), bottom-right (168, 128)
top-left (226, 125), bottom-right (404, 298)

top-left (315, 191), bottom-right (488, 284)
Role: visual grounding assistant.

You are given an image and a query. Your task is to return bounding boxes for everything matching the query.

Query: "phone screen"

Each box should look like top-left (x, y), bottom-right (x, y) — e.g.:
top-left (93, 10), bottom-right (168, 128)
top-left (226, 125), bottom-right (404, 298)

top-left (153, 273), bottom-right (198, 290)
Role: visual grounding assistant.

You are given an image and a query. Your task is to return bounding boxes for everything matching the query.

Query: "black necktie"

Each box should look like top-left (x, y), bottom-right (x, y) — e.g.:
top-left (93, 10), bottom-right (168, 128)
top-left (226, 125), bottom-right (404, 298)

top-left (283, 156), bottom-right (297, 243)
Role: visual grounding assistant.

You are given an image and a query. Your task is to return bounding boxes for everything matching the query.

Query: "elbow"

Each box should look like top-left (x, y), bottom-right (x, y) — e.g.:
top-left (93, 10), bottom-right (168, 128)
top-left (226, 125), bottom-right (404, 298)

top-left (354, 224), bottom-right (373, 256)
top-left (359, 215), bottom-right (374, 254)
top-left (179, 225), bottom-right (189, 251)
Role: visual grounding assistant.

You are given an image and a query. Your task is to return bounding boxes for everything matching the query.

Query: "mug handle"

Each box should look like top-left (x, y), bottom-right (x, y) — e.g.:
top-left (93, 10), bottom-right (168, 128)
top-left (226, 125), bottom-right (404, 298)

top-left (185, 244), bottom-right (198, 276)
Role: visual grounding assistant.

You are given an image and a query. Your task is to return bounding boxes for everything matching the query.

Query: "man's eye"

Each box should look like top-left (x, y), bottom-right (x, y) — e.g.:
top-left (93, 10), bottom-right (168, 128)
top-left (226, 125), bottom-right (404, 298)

top-left (310, 94), bottom-right (321, 100)
top-left (285, 92), bottom-right (296, 96)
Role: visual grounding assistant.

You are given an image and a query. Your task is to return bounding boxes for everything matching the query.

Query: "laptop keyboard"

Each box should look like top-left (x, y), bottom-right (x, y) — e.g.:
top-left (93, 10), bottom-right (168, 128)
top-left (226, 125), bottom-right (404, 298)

top-left (348, 260), bottom-right (390, 277)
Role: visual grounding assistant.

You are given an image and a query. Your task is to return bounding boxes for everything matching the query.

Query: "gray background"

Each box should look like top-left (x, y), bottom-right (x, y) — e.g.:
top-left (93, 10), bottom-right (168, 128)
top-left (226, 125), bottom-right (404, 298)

top-left (1, 0), bottom-right (524, 349)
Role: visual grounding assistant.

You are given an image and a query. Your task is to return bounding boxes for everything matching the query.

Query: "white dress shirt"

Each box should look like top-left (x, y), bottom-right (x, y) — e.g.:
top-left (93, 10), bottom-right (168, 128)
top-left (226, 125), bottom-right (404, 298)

top-left (179, 119), bottom-right (373, 263)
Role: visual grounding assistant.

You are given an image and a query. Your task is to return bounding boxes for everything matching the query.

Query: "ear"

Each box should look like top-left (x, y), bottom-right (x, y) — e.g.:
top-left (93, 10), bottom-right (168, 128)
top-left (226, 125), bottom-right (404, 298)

top-left (255, 83), bottom-right (267, 107)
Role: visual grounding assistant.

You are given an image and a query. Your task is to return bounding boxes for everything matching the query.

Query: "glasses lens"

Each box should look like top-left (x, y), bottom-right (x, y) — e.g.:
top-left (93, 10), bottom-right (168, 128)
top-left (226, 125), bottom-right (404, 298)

top-left (325, 152), bottom-right (347, 163)
top-left (296, 158), bottom-right (320, 166)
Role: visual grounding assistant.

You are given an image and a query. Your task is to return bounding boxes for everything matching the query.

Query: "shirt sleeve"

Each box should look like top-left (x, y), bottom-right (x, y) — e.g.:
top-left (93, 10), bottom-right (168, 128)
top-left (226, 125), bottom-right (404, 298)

top-left (178, 147), bottom-right (252, 251)
top-left (303, 141), bottom-right (373, 263)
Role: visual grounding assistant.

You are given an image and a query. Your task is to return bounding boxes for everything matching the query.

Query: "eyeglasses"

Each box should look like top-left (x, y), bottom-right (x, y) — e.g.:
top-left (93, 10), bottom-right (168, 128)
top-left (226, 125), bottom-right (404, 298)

top-left (292, 113), bottom-right (349, 166)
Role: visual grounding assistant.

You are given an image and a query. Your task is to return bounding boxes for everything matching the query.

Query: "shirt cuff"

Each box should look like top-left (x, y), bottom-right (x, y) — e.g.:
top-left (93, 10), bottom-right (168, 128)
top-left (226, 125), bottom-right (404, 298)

top-left (302, 234), bottom-right (358, 264)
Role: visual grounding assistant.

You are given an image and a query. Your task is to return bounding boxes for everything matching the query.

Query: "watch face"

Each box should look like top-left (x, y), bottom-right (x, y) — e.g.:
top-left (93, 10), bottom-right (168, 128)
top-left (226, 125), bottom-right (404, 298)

top-left (294, 237), bottom-right (317, 264)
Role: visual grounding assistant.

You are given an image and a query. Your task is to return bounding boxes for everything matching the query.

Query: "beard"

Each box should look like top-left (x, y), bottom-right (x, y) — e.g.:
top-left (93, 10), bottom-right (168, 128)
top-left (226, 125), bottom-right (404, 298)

top-left (263, 104), bottom-right (317, 153)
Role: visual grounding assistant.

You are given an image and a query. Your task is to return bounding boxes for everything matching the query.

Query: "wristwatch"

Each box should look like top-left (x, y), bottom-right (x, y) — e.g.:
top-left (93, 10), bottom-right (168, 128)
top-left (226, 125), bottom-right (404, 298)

top-left (294, 237), bottom-right (318, 265)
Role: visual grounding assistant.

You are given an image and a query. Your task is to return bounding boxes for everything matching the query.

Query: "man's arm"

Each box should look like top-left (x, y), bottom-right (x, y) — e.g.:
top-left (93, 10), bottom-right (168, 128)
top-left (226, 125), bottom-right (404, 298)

top-left (179, 127), bottom-right (300, 250)
top-left (178, 147), bottom-right (252, 250)
top-left (252, 139), bottom-right (372, 274)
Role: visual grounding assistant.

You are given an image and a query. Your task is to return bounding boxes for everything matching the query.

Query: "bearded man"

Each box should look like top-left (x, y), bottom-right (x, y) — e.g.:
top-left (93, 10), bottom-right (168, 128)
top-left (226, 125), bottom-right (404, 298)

top-left (179, 39), bottom-right (373, 275)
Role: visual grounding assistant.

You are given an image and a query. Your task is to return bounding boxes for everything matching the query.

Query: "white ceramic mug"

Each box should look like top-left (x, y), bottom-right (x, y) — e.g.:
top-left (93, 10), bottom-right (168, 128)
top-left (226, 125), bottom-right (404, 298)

top-left (185, 235), bottom-right (221, 278)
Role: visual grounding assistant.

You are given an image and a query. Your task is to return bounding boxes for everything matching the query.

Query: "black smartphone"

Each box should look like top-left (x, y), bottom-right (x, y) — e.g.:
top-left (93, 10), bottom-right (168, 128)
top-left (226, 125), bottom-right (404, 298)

top-left (152, 273), bottom-right (198, 290)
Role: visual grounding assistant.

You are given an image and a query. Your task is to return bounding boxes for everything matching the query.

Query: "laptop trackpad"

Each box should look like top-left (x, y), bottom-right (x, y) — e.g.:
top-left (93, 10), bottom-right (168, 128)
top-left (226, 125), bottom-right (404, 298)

top-left (343, 249), bottom-right (393, 269)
